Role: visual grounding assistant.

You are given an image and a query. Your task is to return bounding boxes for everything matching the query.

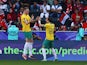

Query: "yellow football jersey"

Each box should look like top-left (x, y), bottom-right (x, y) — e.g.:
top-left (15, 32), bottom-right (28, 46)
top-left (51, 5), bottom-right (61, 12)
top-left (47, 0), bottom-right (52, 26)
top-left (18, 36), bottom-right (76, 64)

top-left (21, 14), bottom-right (31, 32)
top-left (44, 23), bottom-right (55, 40)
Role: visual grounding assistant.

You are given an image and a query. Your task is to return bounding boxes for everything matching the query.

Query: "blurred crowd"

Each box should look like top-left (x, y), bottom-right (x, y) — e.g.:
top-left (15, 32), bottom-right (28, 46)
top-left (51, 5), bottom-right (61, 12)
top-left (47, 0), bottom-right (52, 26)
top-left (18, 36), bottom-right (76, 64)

top-left (0, 0), bottom-right (87, 31)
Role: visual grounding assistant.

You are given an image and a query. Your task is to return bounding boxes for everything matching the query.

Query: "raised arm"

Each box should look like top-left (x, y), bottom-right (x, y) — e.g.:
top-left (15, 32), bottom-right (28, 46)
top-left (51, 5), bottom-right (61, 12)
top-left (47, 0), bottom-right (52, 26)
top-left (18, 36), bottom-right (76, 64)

top-left (38, 17), bottom-right (45, 27)
top-left (30, 15), bottom-right (39, 23)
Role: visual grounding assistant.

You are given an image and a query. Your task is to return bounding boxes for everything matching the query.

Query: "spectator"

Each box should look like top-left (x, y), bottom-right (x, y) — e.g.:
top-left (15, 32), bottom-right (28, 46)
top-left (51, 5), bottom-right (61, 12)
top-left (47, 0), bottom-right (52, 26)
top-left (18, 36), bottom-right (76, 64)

top-left (84, 5), bottom-right (87, 21)
top-left (71, 9), bottom-right (83, 25)
top-left (7, 8), bottom-right (17, 25)
top-left (33, 21), bottom-right (40, 31)
top-left (0, 16), bottom-right (7, 30)
top-left (84, 5), bottom-right (87, 13)
top-left (50, 0), bottom-right (62, 18)
top-left (84, 35), bottom-right (87, 40)
top-left (73, 0), bottom-right (83, 14)
top-left (40, 0), bottom-right (50, 19)
top-left (60, 0), bottom-right (67, 12)
top-left (59, 25), bottom-right (67, 31)
top-left (71, 8), bottom-right (84, 31)
top-left (14, 0), bottom-right (21, 13)
top-left (71, 23), bottom-right (81, 31)
top-left (82, 21), bottom-right (87, 31)
top-left (8, 0), bottom-right (15, 4)
top-left (0, 9), bottom-right (5, 18)
top-left (18, 7), bottom-right (23, 23)
top-left (0, 1), bottom-right (8, 10)
top-left (0, 0), bottom-right (3, 3)
top-left (65, 0), bottom-right (72, 15)
top-left (17, 7), bottom-right (24, 30)
top-left (1, 0), bottom-right (7, 2)
top-left (0, 9), bottom-right (7, 30)
top-left (30, 1), bottom-right (40, 18)
top-left (47, 0), bottom-right (53, 5)
top-left (82, 8), bottom-right (87, 31)
top-left (0, 0), bottom-right (86, 31)
top-left (20, 0), bottom-right (31, 4)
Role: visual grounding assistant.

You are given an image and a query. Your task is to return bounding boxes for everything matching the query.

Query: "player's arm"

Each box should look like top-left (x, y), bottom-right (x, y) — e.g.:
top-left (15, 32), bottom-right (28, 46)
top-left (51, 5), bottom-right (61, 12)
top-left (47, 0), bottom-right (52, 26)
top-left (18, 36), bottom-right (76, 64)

top-left (39, 22), bottom-right (45, 27)
top-left (23, 15), bottom-right (39, 24)
top-left (38, 19), bottom-right (45, 27)
top-left (21, 16), bottom-right (29, 25)
top-left (30, 15), bottom-right (39, 23)
top-left (34, 17), bottom-right (45, 27)
top-left (39, 24), bottom-right (45, 27)
top-left (24, 19), bottom-right (29, 25)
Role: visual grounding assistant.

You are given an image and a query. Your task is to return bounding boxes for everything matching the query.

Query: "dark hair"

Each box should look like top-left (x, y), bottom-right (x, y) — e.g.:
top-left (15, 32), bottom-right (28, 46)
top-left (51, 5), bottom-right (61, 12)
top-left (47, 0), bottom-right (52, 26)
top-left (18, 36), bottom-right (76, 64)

top-left (48, 18), bottom-right (52, 22)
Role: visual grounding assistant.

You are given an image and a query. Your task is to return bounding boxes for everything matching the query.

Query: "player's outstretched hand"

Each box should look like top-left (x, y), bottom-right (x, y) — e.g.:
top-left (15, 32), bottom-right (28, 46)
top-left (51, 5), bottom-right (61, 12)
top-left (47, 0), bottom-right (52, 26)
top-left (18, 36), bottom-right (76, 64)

top-left (36, 16), bottom-right (40, 21)
top-left (31, 15), bottom-right (34, 20)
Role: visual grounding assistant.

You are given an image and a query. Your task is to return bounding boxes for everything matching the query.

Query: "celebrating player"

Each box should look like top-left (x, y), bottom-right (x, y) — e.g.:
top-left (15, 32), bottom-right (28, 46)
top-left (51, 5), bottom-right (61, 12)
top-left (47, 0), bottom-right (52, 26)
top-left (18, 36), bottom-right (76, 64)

top-left (39, 18), bottom-right (58, 61)
top-left (21, 7), bottom-right (38, 60)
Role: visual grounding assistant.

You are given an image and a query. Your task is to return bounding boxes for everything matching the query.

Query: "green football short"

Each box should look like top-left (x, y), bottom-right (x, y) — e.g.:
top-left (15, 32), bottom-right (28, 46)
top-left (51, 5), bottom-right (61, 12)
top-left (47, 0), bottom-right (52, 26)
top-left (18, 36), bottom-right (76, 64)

top-left (43, 39), bottom-right (54, 48)
top-left (24, 31), bottom-right (33, 39)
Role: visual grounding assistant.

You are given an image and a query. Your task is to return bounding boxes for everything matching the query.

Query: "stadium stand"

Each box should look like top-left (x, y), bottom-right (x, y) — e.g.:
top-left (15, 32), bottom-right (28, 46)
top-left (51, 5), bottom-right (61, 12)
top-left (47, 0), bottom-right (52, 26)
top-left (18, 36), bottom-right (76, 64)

top-left (0, 0), bottom-right (87, 31)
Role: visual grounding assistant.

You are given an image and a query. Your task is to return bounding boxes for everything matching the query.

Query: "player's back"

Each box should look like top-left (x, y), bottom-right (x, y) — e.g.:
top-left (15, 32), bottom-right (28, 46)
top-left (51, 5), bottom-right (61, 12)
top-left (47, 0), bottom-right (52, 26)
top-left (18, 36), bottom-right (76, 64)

top-left (45, 23), bottom-right (55, 41)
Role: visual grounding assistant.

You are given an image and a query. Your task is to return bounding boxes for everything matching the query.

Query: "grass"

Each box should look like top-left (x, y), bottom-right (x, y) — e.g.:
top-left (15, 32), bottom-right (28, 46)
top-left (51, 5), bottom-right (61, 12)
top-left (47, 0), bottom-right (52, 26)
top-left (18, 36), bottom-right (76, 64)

top-left (0, 60), bottom-right (87, 65)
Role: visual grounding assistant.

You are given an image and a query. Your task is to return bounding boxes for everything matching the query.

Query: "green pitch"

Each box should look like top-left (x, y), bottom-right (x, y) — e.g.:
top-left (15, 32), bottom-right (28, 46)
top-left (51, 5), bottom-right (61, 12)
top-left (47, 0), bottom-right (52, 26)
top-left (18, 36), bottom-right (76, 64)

top-left (0, 60), bottom-right (87, 65)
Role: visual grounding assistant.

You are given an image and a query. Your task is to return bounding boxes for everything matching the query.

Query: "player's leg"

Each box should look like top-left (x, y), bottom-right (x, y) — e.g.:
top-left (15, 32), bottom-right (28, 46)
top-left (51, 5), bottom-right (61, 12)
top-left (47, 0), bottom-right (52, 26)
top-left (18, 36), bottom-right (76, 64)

top-left (22, 32), bottom-right (29, 60)
top-left (42, 47), bottom-right (46, 61)
top-left (28, 38), bottom-right (35, 59)
top-left (52, 48), bottom-right (57, 61)
top-left (42, 40), bottom-right (50, 61)
top-left (26, 32), bottom-right (35, 59)
top-left (50, 41), bottom-right (58, 61)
